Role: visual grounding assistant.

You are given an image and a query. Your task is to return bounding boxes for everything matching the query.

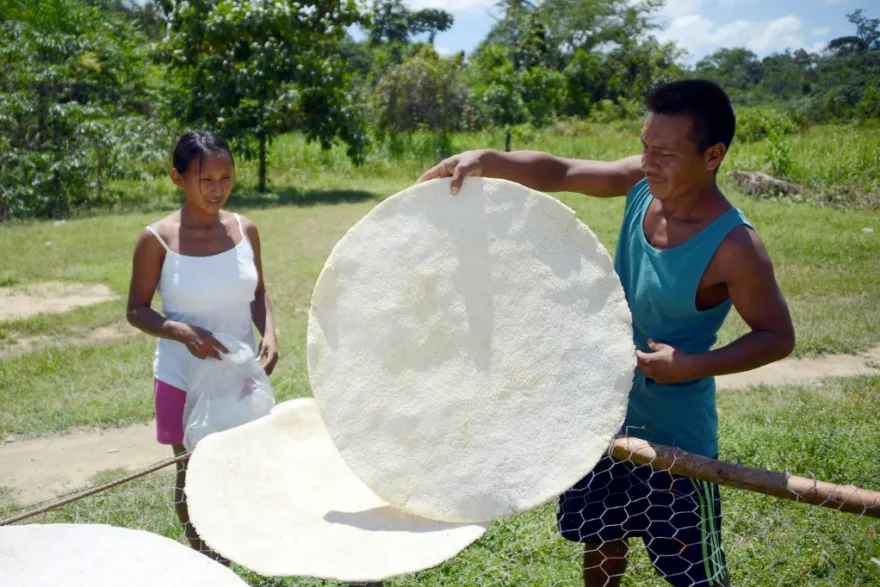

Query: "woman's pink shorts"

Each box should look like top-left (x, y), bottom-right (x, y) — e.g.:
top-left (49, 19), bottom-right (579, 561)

top-left (154, 379), bottom-right (186, 446)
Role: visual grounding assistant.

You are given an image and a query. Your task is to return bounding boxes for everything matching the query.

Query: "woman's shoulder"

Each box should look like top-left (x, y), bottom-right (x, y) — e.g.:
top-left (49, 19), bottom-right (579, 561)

top-left (223, 210), bottom-right (260, 239)
top-left (146, 211), bottom-right (180, 234)
top-left (139, 211), bottom-right (180, 250)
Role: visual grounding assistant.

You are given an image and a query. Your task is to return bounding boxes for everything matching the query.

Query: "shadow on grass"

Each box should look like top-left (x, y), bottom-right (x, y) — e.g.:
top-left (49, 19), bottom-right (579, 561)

top-left (227, 187), bottom-right (378, 210)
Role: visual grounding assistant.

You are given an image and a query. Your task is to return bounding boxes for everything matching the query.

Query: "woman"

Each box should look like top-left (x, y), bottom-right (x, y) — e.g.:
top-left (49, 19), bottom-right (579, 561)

top-left (126, 130), bottom-right (278, 561)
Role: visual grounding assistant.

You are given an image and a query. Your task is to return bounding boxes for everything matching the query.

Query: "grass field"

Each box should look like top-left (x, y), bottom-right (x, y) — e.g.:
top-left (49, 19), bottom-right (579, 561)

top-left (1, 123), bottom-right (879, 585)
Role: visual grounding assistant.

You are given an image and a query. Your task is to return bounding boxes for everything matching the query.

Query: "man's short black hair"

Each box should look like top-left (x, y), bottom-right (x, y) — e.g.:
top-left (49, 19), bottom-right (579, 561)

top-left (643, 79), bottom-right (736, 153)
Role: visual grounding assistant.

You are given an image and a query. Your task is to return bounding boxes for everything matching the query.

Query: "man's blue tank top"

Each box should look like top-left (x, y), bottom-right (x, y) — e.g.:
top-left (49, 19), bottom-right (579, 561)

top-left (614, 179), bottom-right (753, 457)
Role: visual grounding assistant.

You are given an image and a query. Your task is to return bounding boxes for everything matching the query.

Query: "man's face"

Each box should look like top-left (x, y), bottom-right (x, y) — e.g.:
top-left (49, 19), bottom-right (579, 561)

top-left (639, 112), bottom-right (724, 201)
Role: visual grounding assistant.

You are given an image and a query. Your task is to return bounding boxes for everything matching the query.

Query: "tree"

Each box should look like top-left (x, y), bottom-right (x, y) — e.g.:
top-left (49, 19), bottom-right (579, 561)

top-left (601, 38), bottom-right (684, 102)
top-left (373, 46), bottom-right (467, 141)
top-left (537, 0), bottom-right (663, 55)
top-left (695, 48), bottom-right (763, 91)
top-left (467, 42), bottom-right (565, 150)
top-left (848, 8), bottom-right (880, 51)
top-left (476, 0), bottom-right (676, 125)
top-left (156, 0), bottom-right (366, 192)
top-left (0, 0), bottom-right (169, 219)
top-left (410, 8), bottom-right (454, 44)
top-left (484, 0), bottom-right (557, 69)
top-left (367, 0), bottom-right (411, 45)
top-left (366, 1), bottom-right (453, 45)
top-left (808, 8), bottom-right (880, 121)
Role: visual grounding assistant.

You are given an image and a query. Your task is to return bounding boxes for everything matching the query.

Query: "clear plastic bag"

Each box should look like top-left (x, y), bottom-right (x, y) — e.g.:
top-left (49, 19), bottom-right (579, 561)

top-left (182, 337), bottom-right (276, 451)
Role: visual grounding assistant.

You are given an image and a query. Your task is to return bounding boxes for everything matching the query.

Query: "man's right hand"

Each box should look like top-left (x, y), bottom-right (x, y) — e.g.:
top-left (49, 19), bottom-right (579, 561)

top-left (176, 323), bottom-right (229, 360)
top-left (417, 150), bottom-right (486, 195)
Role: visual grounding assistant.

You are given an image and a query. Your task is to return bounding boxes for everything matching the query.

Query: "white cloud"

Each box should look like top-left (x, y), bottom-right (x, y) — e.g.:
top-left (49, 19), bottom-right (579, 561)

top-left (807, 40), bottom-right (829, 53)
top-left (811, 26), bottom-right (832, 37)
top-left (657, 14), bottom-right (807, 59)
top-left (405, 0), bottom-right (496, 13)
top-left (658, 0), bottom-right (702, 18)
top-left (748, 15), bottom-right (804, 52)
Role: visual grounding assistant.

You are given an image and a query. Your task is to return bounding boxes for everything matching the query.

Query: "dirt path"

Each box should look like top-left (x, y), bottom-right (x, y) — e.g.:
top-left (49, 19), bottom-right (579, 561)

top-left (2, 346), bottom-right (879, 509)
top-left (0, 324), bottom-right (134, 359)
top-left (716, 344), bottom-right (880, 390)
top-left (0, 281), bottom-right (118, 322)
top-left (1, 423), bottom-right (169, 507)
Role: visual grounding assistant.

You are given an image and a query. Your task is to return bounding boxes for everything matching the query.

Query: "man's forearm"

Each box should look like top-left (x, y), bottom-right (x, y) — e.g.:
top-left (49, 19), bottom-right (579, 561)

top-left (477, 150), bottom-right (573, 193)
top-left (690, 328), bottom-right (795, 379)
top-left (476, 150), bottom-right (641, 198)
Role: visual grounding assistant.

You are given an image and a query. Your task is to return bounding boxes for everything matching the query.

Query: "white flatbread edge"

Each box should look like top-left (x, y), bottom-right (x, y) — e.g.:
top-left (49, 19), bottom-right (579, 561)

top-left (306, 177), bottom-right (635, 523)
top-left (0, 523), bottom-right (247, 587)
top-left (185, 398), bottom-right (489, 582)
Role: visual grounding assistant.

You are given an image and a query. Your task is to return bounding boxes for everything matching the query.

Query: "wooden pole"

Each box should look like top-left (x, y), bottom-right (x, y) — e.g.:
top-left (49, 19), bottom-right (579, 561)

top-left (0, 453), bottom-right (190, 527)
top-left (3, 440), bottom-right (878, 527)
top-left (611, 437), bottom-right (880, 519)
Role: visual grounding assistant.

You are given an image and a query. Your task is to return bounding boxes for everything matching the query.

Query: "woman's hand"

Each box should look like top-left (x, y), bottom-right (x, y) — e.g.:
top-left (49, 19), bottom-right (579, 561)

top-left (176, 324), bottom-right (229, 360)
top-left (258, 336), bottom-right (279, 375)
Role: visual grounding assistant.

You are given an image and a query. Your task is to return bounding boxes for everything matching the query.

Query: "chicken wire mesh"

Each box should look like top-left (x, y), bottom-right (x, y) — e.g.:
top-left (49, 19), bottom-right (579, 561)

top-left (2, 433), bottom-right (878, 587)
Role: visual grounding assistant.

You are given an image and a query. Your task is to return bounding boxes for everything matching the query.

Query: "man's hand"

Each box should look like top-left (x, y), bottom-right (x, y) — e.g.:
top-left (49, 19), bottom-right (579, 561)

top-left (635, 340), bottom-right (699, 384)
top-left (417, 151), bottom-right (485, 195)
top-left (258, 336), bottom-right (279, 375)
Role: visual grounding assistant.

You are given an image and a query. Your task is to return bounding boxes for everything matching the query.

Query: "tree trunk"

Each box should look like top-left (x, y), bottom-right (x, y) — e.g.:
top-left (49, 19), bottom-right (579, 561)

top-left (258, 132), bottom-right (267, 193)
top-left (505, 129), bottom-right (512, 153)
top-left (258, 99), bottom-right (267, 193)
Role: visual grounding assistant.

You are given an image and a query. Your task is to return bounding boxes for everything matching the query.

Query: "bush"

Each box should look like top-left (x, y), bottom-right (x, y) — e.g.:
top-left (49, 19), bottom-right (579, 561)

top-left (587, 98), bottom-right (644, 124)
top-left (735, 106), bottom-right (800, 143)
top-left (766, 131), bottom-right (794, 178)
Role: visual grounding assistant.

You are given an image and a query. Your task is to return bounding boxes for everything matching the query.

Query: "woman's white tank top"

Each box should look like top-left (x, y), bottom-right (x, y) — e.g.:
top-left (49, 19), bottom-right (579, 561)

top-left (145, 213), bottom-right (259, 391)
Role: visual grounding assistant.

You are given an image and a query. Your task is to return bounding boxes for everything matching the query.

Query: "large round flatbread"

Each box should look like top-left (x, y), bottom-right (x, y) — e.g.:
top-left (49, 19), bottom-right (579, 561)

top-left (0, 524), bottom-right (247, 586)
top-left (308, 177), bottom-right (635, 523)
top-left (185, 398), bottom-right (488, 582)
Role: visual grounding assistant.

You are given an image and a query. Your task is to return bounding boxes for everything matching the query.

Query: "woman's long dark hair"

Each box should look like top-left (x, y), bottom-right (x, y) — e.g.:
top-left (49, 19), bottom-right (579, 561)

top-left (172, 131), bottom-right (234, 175)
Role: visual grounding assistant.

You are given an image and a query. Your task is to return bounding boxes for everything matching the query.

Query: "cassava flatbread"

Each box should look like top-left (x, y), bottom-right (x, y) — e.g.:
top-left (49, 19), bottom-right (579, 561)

top-left (0, 524), bottom-right (247, 586)
top-left (185, 398), bottom-right (488, 582)
top-left (307, 177), bottom-right (635, 523)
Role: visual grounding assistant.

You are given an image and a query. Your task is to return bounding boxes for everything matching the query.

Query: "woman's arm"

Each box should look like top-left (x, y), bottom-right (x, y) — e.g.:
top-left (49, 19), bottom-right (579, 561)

top-left (242, 217), bottom-right (279, 375)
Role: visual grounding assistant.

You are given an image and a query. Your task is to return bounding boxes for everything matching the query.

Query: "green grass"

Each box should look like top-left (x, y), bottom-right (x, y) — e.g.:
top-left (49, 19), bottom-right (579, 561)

top-left (1, 123), bottom-right (879, 585)
top-left (3, 378), bottom-right (878, 586)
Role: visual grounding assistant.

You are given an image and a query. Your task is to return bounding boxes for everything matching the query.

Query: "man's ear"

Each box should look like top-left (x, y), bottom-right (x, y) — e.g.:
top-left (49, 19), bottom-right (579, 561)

top-left (170, 168), bottom-right (185, 188)
top-left (704, 143), bottom-right (727, 173)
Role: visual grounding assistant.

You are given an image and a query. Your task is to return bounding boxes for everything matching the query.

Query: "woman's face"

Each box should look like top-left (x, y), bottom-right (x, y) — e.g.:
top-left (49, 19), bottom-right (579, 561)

top-left (172, 151), bottom-right (235, 214)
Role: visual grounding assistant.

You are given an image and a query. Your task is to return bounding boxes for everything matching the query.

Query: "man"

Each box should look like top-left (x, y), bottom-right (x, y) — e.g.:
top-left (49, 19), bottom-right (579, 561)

top-left (417, 79), bottom-right (795, 587)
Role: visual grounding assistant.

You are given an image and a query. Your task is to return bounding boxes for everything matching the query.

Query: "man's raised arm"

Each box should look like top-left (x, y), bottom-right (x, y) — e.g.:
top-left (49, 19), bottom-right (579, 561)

top-left (417, 149), bottom-right (645, 198)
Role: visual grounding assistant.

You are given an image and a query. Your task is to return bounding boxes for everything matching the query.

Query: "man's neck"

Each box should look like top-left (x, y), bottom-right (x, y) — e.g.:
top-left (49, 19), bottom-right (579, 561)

top-left (657, 182), bottom-right (727, 221)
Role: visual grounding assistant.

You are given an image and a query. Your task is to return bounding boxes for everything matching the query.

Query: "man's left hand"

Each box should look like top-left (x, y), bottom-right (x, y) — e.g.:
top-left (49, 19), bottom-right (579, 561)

top-left (635, 340), bottom-right (699, 384)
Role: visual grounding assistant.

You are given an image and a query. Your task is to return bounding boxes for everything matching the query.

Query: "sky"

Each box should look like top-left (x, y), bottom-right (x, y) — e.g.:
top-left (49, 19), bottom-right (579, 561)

top-left (389, 0), bottom-right (874, 64)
